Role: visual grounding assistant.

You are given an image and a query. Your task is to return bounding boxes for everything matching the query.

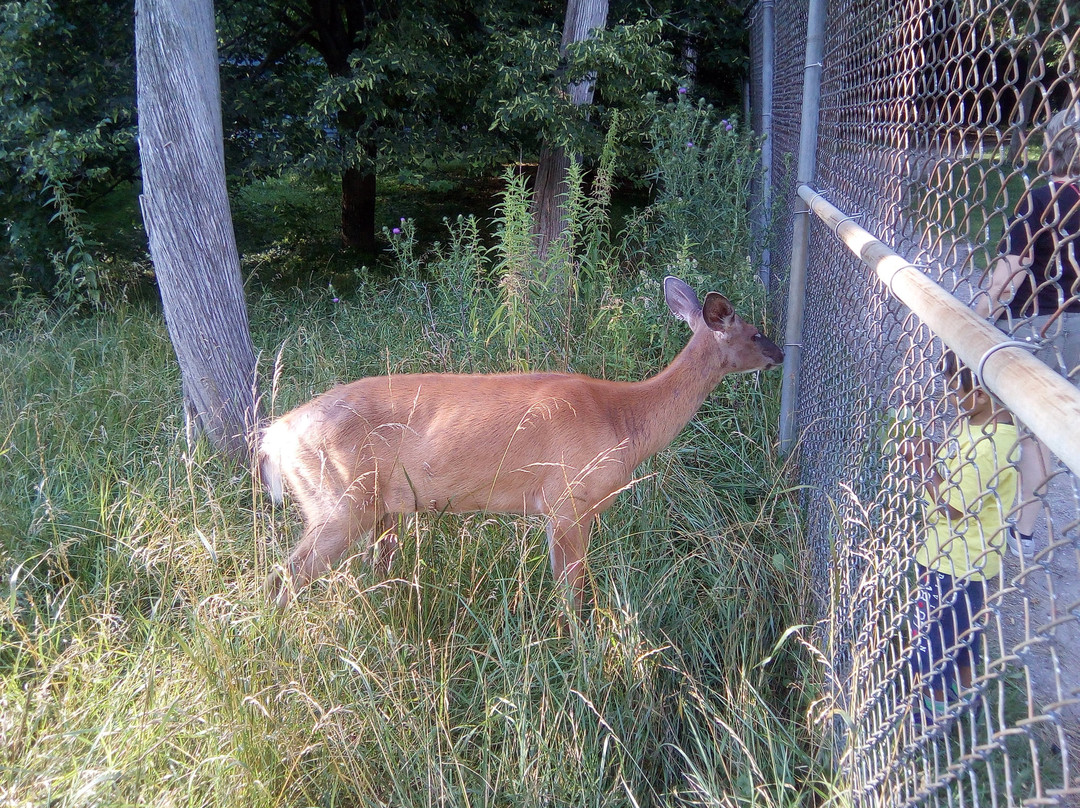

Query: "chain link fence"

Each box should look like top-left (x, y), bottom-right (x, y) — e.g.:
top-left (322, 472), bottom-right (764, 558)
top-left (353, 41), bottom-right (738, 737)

top-left (747, 0), bottom-right (1080, 803)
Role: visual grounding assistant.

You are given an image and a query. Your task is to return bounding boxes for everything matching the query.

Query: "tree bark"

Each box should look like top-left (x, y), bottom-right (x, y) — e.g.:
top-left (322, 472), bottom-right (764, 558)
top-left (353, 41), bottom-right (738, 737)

top-left (136, 0), bottom-right (261, 461)
top-left (531, 0), bottom-right (608, 262)
top-left (531, 146), bottom-right (573, 262)
top-left (341, 137), bottom-right (377, 252)
top-left (304, 1), bottom-right (388, 253)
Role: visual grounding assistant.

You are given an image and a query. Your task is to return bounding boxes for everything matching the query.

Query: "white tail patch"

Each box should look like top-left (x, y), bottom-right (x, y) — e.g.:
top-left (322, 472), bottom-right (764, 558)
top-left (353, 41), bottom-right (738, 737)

top-left (258, 421), bottom-right (289, 505)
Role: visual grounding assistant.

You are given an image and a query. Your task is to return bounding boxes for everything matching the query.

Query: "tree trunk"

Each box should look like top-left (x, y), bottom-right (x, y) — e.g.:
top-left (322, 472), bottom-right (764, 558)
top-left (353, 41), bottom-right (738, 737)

top-left (136, 0), bottom-right (261, 462)
top-left (341, 140), bottom-right (377, 253)
top-left (531, 0), bottom-right (608, 262)
top-left (531, 146), bottom-right (573, 262)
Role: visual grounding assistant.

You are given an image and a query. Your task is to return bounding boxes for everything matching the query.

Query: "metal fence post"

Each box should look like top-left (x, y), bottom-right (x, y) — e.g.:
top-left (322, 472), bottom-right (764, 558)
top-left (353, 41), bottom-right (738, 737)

top-left (778, 0), bottom-right (827, 456)
top-left (751, 0), bottom-right (1080, 799)
top-left (758, 0), bottom-right (775, 291)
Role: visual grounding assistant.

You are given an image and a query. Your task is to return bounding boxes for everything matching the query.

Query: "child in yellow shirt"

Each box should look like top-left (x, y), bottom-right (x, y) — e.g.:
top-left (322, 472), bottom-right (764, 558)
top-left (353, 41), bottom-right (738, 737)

top-left (904, 350), bottom-right (1019, 719)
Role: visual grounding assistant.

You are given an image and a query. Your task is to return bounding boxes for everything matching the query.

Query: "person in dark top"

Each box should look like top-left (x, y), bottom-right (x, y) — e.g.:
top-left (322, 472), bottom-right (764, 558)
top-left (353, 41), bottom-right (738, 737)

top-left (977, 103), bottom-right (1080, 557)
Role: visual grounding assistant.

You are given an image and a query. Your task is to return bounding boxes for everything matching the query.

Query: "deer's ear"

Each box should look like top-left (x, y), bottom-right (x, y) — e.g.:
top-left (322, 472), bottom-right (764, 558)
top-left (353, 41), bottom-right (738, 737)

top-left (664, 276), bottom-right (703, 325)
top-left (702, 292), bottom-right (735, 330)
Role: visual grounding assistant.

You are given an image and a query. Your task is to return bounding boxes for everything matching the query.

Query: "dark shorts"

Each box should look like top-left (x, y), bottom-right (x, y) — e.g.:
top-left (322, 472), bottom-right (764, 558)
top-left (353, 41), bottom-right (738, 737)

top-left (912, 565), bottom-right (987, 693)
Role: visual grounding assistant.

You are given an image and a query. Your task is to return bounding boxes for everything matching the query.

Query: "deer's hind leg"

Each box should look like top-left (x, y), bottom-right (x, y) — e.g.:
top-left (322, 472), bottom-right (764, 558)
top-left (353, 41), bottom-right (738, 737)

top-left (269, 499), bottom-right (379, 607)
top-left (370, 513), bottom-right (401, 576)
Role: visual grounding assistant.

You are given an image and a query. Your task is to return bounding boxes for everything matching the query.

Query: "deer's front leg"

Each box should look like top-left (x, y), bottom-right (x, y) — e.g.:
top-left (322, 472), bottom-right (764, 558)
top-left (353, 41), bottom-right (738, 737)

top-left (546, 512), bottom-right (594, 613)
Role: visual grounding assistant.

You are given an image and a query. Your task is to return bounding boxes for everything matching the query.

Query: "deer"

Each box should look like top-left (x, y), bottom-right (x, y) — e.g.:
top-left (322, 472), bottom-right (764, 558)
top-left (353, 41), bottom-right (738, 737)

top-left (258, 276), bottom-right (784, 611)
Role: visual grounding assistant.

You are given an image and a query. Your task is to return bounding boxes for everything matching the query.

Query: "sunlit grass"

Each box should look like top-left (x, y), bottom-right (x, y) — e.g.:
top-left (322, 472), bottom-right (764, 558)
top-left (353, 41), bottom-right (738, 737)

top-left (1, 104), bottom-right (835, 807)
top-left (0, 275), bottom-right (835, 807)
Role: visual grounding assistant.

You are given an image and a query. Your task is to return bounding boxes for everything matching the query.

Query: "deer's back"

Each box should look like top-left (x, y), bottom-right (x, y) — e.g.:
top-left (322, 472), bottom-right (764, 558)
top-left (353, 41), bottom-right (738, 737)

top-left (267, 371), bottom-right (635, 517)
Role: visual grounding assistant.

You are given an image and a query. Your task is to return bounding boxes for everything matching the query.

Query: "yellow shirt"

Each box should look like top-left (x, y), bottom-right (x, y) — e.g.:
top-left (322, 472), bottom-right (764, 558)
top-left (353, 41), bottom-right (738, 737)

top-left (914, 421), bottom-right (1020, 581)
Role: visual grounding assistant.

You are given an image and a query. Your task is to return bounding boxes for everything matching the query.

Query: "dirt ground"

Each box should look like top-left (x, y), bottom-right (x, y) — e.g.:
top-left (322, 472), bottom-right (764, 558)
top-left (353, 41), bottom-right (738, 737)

top-left (999, 470), bottom-right (1080, 799)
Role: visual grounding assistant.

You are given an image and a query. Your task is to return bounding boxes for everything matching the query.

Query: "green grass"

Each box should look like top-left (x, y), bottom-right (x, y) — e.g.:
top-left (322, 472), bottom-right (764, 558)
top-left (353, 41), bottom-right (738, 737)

top-left (0, 103), bottom-right (837, 806)
top-left (0, 281), bottom-right (829, 807)
top-left (908, 144), bottom-right (1042, 280)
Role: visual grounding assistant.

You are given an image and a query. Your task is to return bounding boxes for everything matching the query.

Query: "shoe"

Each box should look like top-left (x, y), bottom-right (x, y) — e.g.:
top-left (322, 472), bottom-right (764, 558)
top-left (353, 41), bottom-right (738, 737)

top-left (949, 681), bottom-right (986, 724)
top-left (923, 692), bottom-right (951, 719)
top-left (911, 693), bottom-right (951, 735)
top-left (1006, 528), bottom-right (1034, 558)
top-left (912, 683), bottom-right (985, 735)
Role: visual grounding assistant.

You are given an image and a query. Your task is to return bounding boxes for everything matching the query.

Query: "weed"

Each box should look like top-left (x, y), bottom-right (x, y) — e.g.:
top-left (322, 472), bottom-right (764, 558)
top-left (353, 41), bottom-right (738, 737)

top-left (0, 106), bottom-right (832, 807)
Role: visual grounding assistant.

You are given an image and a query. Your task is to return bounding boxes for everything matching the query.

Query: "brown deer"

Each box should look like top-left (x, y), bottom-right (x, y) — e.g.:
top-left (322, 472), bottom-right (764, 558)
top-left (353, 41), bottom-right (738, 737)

top-left (259, 276), bottom-right (784, 609)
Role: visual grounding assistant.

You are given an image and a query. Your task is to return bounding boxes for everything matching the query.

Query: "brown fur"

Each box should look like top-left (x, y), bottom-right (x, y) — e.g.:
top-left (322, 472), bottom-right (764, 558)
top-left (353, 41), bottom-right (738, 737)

top-left (259, 277), bottom-right (784, 609)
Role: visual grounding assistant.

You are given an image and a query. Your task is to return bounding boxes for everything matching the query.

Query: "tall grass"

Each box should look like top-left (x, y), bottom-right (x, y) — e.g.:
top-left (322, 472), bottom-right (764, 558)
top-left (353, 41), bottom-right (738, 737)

top-left (1, 102), bottom-right (834, 807)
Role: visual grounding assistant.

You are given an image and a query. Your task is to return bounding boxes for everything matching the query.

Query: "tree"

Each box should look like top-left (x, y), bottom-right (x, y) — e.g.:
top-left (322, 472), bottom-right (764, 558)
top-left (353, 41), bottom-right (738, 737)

top-left (296, 0), bottom-right (398, 253)
top-left (0, 0), bottom-right (137, 304)
top-left (530, 0), bottom-right (608, 262)
top-left (484, 9), bottom-right (677, 267)
top-left (219, 0), bottom-right (680, 264)
top-left (136, 0), bottom-right (260, 461)
top-left (218, 0), bottom-right (495, 254)
top-left (2, 0), bottom-right (711, 300)
top-left (621, 0), bottom-right (748, 109)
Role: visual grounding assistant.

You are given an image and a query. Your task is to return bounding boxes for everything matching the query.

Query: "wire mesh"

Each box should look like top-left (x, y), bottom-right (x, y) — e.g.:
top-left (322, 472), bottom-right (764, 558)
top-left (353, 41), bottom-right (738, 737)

top-left (747, 0), bottom-right (1080, 803)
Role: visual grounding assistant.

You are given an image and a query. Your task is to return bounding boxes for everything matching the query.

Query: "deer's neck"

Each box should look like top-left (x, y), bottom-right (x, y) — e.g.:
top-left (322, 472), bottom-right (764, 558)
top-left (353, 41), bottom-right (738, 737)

top-left (622, 331), bottom-right (728, 467)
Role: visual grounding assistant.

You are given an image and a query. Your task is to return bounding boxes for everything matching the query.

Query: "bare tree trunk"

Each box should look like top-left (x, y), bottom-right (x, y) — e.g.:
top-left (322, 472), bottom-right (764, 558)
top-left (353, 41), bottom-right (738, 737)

top-left (531, 0), bottom-right (608, 263)
top-left (531, 146), bottom-right (573, 262)
top-left (341, 138), bottom-right (377, 252)
top-left (136, 0), bottom-right (261, 461)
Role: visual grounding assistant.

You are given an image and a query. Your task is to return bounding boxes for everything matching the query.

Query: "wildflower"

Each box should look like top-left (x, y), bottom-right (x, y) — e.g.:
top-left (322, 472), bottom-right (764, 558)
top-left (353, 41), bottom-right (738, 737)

top-left (678, 86), bottom-right (687, 95)
top-left (392, 227), bottom-right (401, 235)
top-left (687, 141), bottom-right (694, 148)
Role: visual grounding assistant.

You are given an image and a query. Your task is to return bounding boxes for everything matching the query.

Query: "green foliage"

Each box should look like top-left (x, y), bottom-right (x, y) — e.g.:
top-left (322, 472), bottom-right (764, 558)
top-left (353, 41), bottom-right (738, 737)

top-left (220, 1), bottom-right (684, 222)
top-left (611, 0), bottom-right (750, 110)
top-left (220, 2), bottom-right (681, 260)
top-left (645, 97), bottom-right (767, 280)
top-left (486, 18), bottom-right (677, 169)
top-left (307, 10), bottom-right (490, 170)
top-left (0, 118), bottom-right (829, 803)
top-left (0, 0), bottom-right (137, 305)
top-left (1, 0), bottom-right (752, 308)
top-left (219, 0), bottom-right (507, 188)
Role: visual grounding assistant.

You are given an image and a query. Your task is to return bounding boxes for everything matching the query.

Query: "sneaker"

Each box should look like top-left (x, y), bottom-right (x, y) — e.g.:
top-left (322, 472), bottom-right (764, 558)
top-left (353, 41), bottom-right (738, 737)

top-left (949, 681), bottom-right (986, 723)
top-left (1006, 528), bottom-right (1034, 558)
top-left (912, 684), bottom-right (984, 734)
top-left (911, 693), bottom-right (951, 735)
top-left (922, 692), bottom-right (952, 719)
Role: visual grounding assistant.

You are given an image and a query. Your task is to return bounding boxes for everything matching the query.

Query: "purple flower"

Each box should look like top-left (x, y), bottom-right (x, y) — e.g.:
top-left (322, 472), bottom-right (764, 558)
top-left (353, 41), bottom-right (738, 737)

top-left (687, 141), bottom-right (694, 148)
top-left (332, 297), bottom-right (340, 303)
top-left (678, 87), bottom-right (687, 95)
top-left (725, 123), bottom-right (734, 132)
top-left (392, 227), bottom-right (401, 235)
